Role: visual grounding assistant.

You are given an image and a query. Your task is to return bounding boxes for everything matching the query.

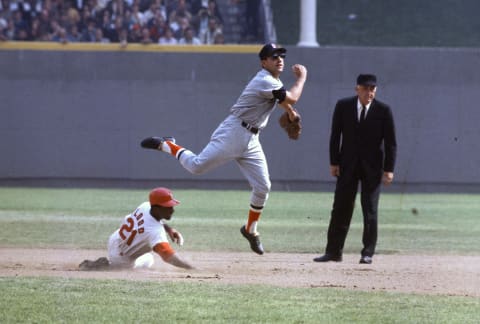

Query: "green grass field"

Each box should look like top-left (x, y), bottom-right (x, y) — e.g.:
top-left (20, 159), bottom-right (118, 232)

top-left (0, 187), bottom-right (479, 323)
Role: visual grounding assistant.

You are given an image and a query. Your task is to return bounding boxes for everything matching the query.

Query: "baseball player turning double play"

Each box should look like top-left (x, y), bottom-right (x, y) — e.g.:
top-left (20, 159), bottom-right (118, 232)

top-left (141, 44), bottom-right (307, 255)
top-left (79, 187), bottom-right (194, 270)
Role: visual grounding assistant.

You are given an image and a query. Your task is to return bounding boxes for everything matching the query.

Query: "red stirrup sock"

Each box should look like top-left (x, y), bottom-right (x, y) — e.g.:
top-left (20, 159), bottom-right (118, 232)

top-left (246, 205), bottom-right (263, 234)
top-left (161, 141), bottom-right (185, 159)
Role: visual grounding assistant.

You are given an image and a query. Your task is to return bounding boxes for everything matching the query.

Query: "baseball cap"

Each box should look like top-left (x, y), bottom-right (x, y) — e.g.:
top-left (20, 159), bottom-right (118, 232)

top-left (149, 187), bottom-right (180, 207)
top-left (258, 43), bottom-right (287, 60)
top-left (356, 74), bottom-right (377, 86)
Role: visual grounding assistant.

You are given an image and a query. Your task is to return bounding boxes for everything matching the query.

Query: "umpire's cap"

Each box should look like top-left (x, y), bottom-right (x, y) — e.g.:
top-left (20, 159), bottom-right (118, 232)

top-left (356, 74), bottom-right (377, 86)
top-left (259, 43), bottom-right (286, 60)
top-left (149, 187), bottom-right (180, 207)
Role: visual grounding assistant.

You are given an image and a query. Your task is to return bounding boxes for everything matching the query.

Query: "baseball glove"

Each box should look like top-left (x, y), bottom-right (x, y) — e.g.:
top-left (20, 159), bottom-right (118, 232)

top-left (279, 111), bottom-right (302, 140)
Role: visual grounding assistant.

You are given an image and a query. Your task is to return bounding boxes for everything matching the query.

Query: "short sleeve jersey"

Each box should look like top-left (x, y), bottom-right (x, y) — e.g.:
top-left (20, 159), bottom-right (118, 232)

top-left (113, 202), bottom-right (169, 260)
top-left (230, 68), bottom-right (284, 129)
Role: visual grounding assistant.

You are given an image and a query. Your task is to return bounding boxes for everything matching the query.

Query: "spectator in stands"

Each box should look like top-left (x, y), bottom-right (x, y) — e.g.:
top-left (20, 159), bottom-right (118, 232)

top-left (158, 25), bottom-right (177, 44)
top-left (171, 15), bottom-right (189, 40)
top-left (206, 0), bottom-right (223, 25)
top-left (100, 9), bottom-right (113, 35)
top-left (2, 18), bottom-right (15, 40)
top-left (65, 2), bottom-right (81, 28)
top-left (107, 0), bottom-right (128, 21)
top-left (147, 7), bottom-right (167, 42)
top-left (213, 31), bottom-right (224, 44)
top-left (81, 18), bottom-right (97, 41)
top-left (94, 27), bottom-right (110, 42)
top-left (48, 19), bottom-right (62, 41)
top-left (0, 17), bottom-right (8, 41)
top-left (198, 15), bottom-right (221, 44)
top-left (52, 27), bottom-right (69, 43)
top-left (168, 0), bottom-right (192, 30)
top-left (166, 0), bottom-right (191, 18)
top-left (37, 8), bottom-right (52, 36)
top-left (67, 24), bottom-right (82, 42)
top-left (142, 0), bottom-right (166, 26)
top-left (178, 25), bottom-right (201, 45)
top-left (129, 2), bottom-right (144, 26)
top-left (16, 27), bottom-right (29, 41)
top-left (104, 15), bottom-right (125, 42)
top-left (139, 25), bottom-right (152, 44)
top-left (77, 6), bottom-right (92, 34)
top-left (14, 0), bottom-right (34, 29)
top-left (122, 7), bottom-right (134, 30)
top-left (126, 21), bottom-right (138, 41)
top-left (12, 10), bottom-right (28, 34)
top-left (0, 0), bottom-right (234, 44)
top-left (28, 17), bottom-right (45, 41)
top-left (119, 26), bottom-right (128, 45)
top-left (191, 0), bottom-right (223, 39)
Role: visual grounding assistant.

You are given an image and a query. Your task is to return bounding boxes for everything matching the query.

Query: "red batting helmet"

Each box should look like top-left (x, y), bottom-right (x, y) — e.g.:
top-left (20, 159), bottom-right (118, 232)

top-left (149, 187), bottom-right (180, 207)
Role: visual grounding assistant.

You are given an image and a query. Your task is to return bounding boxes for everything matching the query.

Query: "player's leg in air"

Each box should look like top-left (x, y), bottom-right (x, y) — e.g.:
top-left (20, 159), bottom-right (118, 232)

top-left (236, 139), bottom-right (270, 255)
top-left (141, 136), bottom-right (232, 174)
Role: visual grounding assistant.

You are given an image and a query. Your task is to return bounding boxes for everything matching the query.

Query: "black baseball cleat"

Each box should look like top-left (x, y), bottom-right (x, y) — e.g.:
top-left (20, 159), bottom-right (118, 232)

top-left (359, 256), bottom-right (373, 264)
top-left (313, 254), bottom-right (343, 262)
top-left (141, 136), bottom-right (175, 150)
top-left (79, 257), bottom-right (110, 271)
top-left (240, 225), bottom-right (264, 255)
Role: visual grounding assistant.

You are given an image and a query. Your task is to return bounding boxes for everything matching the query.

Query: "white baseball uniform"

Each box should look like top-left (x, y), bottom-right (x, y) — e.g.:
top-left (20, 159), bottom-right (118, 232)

top-left (108, 201), bottom-right (170, 268)
top-left (178, 68), bottom-right (284, 207)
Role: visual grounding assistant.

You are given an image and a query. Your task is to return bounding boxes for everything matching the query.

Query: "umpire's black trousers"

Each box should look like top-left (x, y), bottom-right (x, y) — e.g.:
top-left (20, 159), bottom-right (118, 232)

top-left (325, 161), bottom-right (382, 257)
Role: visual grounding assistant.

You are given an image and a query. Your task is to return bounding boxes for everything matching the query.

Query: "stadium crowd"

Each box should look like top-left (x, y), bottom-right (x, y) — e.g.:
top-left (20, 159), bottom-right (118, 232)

top-left (0, 0), bottom-right (230, 44)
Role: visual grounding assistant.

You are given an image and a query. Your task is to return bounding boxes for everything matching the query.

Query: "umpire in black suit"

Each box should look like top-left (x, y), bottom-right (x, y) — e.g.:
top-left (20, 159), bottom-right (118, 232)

top-left (314, 74), bottom-right (397, 264)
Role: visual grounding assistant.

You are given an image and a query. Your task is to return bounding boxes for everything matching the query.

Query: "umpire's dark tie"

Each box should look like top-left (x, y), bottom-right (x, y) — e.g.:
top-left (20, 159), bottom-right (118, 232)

top-left (360, 105), bottom-right (366, 123)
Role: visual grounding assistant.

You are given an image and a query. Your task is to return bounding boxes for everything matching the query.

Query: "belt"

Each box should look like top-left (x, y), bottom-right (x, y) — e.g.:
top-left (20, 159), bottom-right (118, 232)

top-left (241, 121), bottom-right (259, 134)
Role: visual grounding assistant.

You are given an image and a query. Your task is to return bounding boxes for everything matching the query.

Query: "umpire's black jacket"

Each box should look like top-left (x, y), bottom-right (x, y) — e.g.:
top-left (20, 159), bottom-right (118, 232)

top-left (329, 96), bottom-right (397, 179)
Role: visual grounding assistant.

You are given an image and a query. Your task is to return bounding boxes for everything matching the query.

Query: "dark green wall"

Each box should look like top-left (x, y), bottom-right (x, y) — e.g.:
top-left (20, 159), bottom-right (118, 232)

top-left (272, 0), bottom-right (480, 47)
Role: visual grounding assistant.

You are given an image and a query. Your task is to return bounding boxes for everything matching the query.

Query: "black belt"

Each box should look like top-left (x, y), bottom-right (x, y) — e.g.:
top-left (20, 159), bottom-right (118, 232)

top-left (241, 121), bottom-right (259, 134)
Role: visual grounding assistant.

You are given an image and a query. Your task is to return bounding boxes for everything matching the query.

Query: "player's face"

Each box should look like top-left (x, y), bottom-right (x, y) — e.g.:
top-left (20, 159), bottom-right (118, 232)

top-left (262, 53), bottom-right (285, 77)
top-left (356, 85), bottom-right (376, 106)
top-left (151, 205), bottom-right (175, 220)
top-left (160, 206), bottom-right (174, 220)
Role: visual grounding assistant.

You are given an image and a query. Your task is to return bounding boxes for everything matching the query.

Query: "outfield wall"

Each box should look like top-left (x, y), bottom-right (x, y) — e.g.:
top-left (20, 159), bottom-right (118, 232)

top-left (1, 43), bottom-right (479, 191)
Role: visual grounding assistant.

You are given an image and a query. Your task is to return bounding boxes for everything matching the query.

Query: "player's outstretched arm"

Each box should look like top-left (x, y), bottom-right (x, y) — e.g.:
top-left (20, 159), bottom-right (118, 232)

top-left (165, 253), bottom-right (195, 270)
top-left (153, 242), bottom-right (194, 269)
top-left (284, 64), bottom-right (307, 105)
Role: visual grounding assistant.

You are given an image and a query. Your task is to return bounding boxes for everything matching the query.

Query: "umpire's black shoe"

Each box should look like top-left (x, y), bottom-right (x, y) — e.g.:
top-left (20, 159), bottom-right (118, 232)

top-left (359, 256), bottom-right (373, 264)
top-left (313, 254), bottom-right (343, 262)
top-left (141, 136), bottom-right (175, 150)
top-left (240, 225), bottom-right (264, 255)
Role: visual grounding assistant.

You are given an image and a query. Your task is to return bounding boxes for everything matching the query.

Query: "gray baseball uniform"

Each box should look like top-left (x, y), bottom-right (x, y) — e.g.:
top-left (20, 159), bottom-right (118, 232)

top-left (178, 68), bottom-right (284, 207)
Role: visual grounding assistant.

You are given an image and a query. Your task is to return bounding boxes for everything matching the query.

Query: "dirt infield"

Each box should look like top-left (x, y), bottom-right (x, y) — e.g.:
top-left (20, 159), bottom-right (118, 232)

top-left (1, 247), bottom-right (479, 297)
